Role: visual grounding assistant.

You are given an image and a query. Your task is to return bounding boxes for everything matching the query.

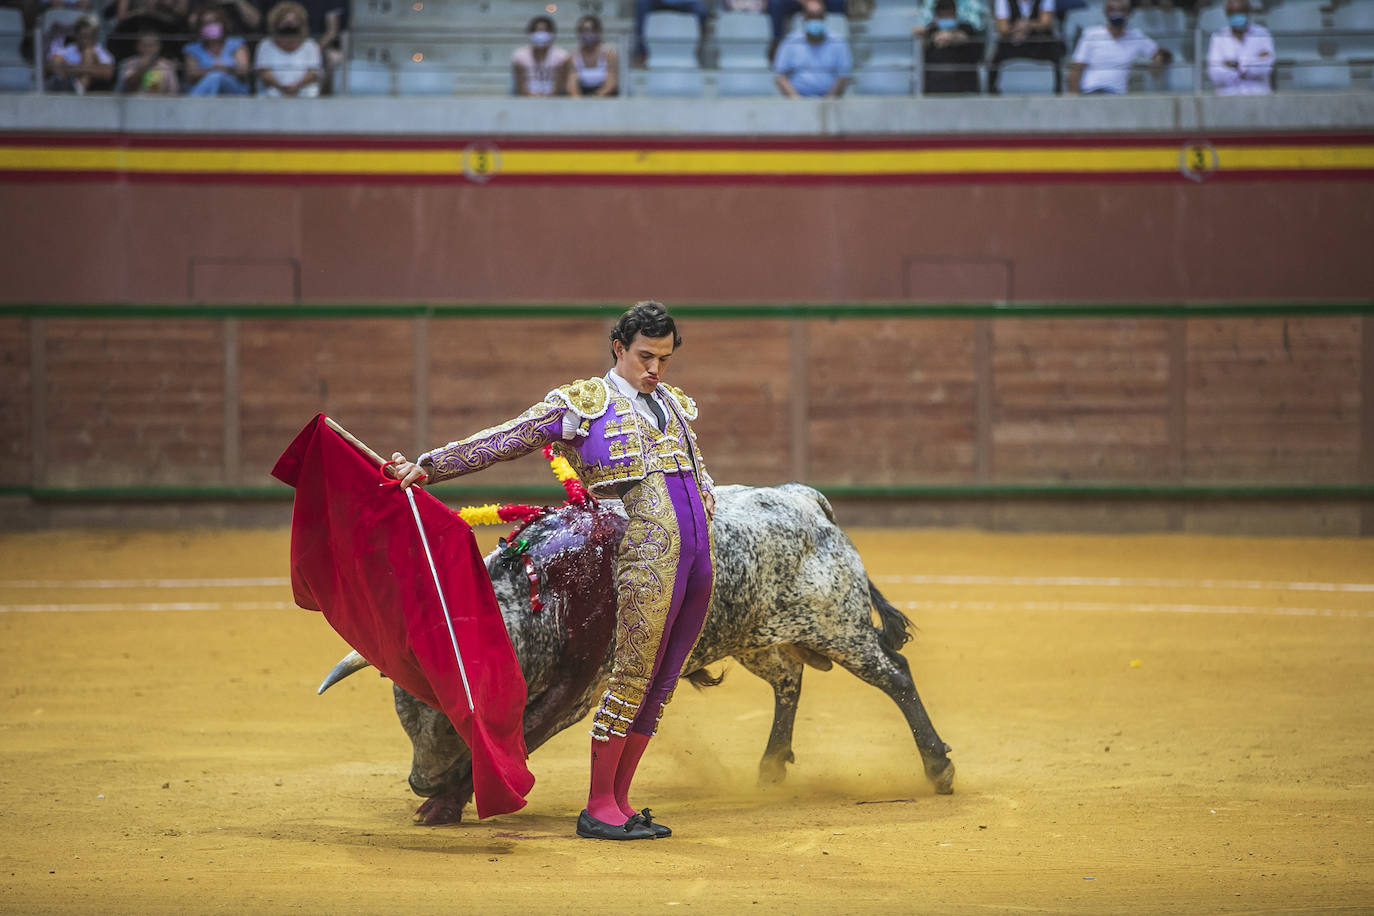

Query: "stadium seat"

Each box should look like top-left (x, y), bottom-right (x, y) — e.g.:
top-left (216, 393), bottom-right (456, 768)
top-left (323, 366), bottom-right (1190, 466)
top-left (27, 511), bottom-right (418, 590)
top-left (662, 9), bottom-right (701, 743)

top-left (342, 59), bottom-right (393, 95)
top-left (715, 69), bottom-right (778, 96)
top-left (1279, 59), bottom-right (1353, 90)
top-left (862, 7), bottom-right (916, 67)
top-left (1063, 7), bottom-right (1100, 50)
top-left (1331, 3), bottom-right (1374, 60)
top-left (1196, 4), bottom-right (1229, 37)
top-left (0, 6), bottom-right (24, 61)
top-left (645, 9), bottom-right (699, 69)
top-left (854, 67), bottom-right (912, 95)
top-left (350, 0), bottom-right (402, 31)
top-left (0, 62), bottom-right (32, 91)
top-left (1149, 62), bottom-right (1197, 93)
top-left (643, 68), bottom-right (705, 96)
top-left (1265, 0), bottom-right (1328, 59)
top-left (997, 57), bottom-right (1056, 93)
top-left (395, 64), bottom-right (455, 95)
top-left (1135, 6), bottom-right (1187, 36)
top-left (716, 12), bottom-right (771, 69)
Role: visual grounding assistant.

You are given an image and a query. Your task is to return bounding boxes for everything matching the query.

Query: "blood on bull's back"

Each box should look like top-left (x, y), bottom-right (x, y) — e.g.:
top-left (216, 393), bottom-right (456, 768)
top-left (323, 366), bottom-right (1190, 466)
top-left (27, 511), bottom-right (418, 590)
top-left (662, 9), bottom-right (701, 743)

top-left (324, 483), bottom-right (955, 825)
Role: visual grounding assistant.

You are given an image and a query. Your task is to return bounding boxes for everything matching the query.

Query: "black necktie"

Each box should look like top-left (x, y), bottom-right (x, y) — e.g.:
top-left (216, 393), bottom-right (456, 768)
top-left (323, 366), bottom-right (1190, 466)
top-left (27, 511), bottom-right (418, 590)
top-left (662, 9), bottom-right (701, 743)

top-left (639, 392), bottom-right (666, 431)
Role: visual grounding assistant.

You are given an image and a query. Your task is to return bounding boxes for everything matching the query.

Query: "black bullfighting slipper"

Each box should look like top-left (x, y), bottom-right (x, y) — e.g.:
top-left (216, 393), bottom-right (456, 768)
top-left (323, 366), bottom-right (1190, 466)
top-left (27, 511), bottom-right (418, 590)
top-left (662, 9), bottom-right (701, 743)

top-left (637, 807), bottom-right (671, 838)
top-left (576, 809), bottom-right (656, 840)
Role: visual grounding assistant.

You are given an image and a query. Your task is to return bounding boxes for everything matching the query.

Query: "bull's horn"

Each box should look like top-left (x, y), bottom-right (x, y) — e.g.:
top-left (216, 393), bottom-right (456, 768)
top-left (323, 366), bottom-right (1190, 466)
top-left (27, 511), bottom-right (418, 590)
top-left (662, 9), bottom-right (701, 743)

top-left (317, 650), bottom-right (373, 695)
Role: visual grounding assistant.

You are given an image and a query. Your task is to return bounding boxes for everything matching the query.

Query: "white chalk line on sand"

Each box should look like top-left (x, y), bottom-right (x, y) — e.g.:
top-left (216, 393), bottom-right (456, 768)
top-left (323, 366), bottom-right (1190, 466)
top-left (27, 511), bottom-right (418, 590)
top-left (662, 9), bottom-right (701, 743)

top-left (4, 573), bottom-right (1371, 594)
top-left (900, 600), bottom-right (1374, 619)
top-left (0, 576), bottom-right (291, 589)
top-left (0, 601), bottom-right (297, 613)
top-left (1, 598), bottom-right (1366, 618)
top-left (874, 574), bottom-right (1374, 593)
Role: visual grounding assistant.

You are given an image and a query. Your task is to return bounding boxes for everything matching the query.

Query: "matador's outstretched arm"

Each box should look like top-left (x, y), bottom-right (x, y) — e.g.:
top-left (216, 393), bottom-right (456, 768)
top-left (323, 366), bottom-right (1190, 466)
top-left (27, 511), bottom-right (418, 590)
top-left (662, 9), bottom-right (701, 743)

top-left (417, 401), bottom-right (567, 484)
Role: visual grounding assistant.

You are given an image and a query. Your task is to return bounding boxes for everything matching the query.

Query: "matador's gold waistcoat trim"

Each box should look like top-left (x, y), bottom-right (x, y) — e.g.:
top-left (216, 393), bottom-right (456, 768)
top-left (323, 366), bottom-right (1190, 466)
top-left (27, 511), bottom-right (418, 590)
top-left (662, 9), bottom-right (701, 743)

top-left (546, 377), bottom-right (710, 499)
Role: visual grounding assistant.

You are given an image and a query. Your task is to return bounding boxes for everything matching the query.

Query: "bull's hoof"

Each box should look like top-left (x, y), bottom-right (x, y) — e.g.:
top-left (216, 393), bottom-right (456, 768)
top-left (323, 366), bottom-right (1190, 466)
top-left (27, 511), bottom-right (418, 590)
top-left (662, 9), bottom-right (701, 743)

top-left (414, 792), bottom-right (468, 826)
top-left (924, 757), bottom-right (955, 795)
top-left (757, 750), bottom-right (795, 786)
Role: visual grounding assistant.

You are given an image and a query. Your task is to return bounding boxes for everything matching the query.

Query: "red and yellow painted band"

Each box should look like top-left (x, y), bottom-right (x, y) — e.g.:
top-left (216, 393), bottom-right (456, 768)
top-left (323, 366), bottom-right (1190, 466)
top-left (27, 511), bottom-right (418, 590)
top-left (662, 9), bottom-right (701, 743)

top-left (2, 142), bottom-right (1372, 178)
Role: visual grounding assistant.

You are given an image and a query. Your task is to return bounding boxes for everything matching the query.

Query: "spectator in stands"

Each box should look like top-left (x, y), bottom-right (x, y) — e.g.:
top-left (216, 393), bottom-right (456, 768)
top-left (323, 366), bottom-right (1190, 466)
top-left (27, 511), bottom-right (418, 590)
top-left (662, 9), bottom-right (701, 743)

top-left (921, 0), bottom-right (984, 94)
top-left (988, 0), bottom-right (1064, 93)
top-left (117, 27), bottom-right (178, 92)
top-left (767, 0), bottom-right (845, 61)
top-left (104, 0), bottom-right (188, 63)
top-left (1207, 0), bottom-right (1272, 95)
top-left (283, 0), bottom-right (346, 92)
top-left (773, 0), bottom-right (851, 97)
top-left (633, 0), bottom-right (709, 67)
top-left (45, 14), bottom-right (113, 92)
top-left (254, 0), bottom-right (321, 96)
top-left (568, 14), bottom-right (619, 97)
top-left (512, 14), bottom-right (570, 97)
top-left (1066, 0), bottom-right (1170, 94)
top-left (198, 0), bottom-right (258, 39)
top-left (182, 3), bottom-right (250, 94)
top-left (912, 0), bottom-right (987, 35)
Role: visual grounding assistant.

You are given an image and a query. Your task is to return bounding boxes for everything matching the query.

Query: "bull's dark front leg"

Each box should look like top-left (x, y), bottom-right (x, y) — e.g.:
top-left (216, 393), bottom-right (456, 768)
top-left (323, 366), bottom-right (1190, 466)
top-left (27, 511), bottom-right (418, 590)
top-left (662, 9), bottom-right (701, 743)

top-left (734, 647), bottom-right (805, 785)
top-left (832, 646), bottom-right (955, 795)
top-left (413, 779), bottom-right (473, 826)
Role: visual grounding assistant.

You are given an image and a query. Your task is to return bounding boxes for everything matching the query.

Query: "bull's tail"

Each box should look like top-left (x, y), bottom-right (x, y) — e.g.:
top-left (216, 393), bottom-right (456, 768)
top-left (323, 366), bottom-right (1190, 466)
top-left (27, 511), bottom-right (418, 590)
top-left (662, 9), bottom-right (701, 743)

top-left (685, 667), bottom-right (726, 689)
top-left (869, 579), bottom-right (913, 652)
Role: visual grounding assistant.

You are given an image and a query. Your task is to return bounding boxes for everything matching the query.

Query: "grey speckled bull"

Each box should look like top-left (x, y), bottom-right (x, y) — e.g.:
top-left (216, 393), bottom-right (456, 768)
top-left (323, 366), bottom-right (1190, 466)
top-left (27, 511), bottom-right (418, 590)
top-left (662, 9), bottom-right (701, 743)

top-left (320, 483), bottom-right (954, 825)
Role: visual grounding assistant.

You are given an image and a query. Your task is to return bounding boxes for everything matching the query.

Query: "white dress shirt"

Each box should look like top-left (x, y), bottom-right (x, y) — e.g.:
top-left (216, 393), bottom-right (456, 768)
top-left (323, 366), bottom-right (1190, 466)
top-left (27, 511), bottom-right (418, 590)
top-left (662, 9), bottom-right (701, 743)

top-left (1072, 25), bottom-right (1158, 94)
top-left (560, 370), bottom-right (668, 439)
top-left (1207, 24), bottom-right (1274, 95)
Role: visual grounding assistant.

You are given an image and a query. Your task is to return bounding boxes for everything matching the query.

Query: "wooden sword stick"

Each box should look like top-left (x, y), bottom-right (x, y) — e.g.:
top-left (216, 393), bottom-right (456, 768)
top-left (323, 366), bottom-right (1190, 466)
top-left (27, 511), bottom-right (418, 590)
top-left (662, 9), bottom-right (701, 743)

top-left (323, 416), bottom-right (388, 469)
top-left (321, 415), bottom-right (475, 712)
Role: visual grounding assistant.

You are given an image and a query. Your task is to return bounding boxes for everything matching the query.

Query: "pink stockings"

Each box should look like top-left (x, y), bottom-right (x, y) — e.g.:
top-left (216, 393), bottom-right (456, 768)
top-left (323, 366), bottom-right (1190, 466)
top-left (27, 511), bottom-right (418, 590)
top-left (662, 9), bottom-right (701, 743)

top-left (586, 731), bottom-right (653, 824)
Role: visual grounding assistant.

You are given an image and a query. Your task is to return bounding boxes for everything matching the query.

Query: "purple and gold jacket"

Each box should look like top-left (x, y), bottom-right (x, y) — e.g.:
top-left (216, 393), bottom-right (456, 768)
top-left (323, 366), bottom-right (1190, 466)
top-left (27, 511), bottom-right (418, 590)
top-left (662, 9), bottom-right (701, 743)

top-left (418, 375), bottom-right (713, 500)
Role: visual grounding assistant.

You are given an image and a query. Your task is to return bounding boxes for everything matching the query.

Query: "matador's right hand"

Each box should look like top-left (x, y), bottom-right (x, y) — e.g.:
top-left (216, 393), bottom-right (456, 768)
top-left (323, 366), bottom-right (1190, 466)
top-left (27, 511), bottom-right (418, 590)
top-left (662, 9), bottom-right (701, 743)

top-left (389, 452), bottom-right (429, 489)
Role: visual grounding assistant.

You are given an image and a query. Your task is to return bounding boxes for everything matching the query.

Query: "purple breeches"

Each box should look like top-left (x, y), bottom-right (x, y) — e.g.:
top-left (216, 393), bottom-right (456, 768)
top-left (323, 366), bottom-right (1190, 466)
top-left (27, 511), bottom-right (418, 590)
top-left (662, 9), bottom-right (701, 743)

top-left (589, 469), bottom-right (714, 741)
top-left (629, 470), bottom-right (713, 735)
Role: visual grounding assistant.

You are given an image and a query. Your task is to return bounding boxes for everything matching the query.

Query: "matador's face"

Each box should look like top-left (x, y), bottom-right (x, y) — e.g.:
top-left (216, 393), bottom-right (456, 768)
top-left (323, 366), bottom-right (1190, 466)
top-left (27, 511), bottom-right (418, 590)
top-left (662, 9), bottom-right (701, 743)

top-left (613, 332), bottom-right (676, 394)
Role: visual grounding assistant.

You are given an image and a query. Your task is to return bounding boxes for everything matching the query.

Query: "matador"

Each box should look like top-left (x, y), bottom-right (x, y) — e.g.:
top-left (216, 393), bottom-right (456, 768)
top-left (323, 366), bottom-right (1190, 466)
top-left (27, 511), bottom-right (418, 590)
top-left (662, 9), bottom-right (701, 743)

top-left (389, 301), bottom-right (714, 841)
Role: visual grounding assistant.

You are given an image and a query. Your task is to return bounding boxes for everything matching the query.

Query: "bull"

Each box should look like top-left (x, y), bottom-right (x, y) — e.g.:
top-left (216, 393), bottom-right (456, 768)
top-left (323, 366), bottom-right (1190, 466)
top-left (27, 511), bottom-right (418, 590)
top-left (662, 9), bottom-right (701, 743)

top-left (320, 483), bottom-right (955, 825)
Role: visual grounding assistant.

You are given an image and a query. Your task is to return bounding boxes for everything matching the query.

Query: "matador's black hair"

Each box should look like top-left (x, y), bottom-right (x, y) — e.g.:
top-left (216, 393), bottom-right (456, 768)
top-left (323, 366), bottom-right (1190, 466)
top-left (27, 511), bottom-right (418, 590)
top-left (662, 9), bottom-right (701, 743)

top-left (609, 301), bottom-right (682, 362)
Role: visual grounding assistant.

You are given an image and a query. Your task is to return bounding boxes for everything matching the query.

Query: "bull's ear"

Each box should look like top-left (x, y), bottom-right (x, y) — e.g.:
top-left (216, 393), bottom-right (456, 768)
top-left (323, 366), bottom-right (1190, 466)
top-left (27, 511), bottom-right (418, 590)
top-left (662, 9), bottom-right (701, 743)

top-left (318, 650), bottom-right (372, 694)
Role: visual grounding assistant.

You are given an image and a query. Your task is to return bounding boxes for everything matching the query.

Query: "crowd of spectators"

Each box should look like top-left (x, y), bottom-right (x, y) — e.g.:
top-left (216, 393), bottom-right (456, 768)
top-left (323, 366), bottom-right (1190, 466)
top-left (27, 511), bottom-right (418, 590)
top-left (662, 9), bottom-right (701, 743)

top-left (0, 0), bottom-right (1337, 98)
top-left (2, 0), bottom-right (343, 94)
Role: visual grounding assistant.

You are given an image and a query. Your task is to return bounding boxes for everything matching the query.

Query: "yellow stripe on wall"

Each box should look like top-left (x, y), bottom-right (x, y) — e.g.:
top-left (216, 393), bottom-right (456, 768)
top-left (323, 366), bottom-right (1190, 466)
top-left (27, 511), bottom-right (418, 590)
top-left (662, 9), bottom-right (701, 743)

top-left (1, 144), bottom-right (1372, 177)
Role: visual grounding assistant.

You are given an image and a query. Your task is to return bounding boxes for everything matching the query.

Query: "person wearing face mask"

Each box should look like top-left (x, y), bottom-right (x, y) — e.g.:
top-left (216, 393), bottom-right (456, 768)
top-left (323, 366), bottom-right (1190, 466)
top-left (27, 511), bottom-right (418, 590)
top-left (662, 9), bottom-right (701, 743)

top-left (773, 0), bottom-right (851, 98)
top-left (568, 14), bottom-right (620, 97)
top-left (254, 0), bottom-right (323, 97)
top-left (767, 0), bottom-right (846, 62)
top-left (1206, 0), bottom-right (1273, 95)
top-left (512, 15), bottom-right (571, 97)
top-left (920, 0), bottom-right (985, 94)
top-left (182, 4), bottom-right (250, 95)
top-left (1066, 0), bottom-right (1171, 95)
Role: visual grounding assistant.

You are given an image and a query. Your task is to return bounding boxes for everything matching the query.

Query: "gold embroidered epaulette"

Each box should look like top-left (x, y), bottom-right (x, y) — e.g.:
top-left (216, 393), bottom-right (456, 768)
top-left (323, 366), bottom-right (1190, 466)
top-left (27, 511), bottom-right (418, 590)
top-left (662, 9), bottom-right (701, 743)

top-left (661, 384), bottom-right (698, 420)
top-left (547, 377), bottom-right (610, 419)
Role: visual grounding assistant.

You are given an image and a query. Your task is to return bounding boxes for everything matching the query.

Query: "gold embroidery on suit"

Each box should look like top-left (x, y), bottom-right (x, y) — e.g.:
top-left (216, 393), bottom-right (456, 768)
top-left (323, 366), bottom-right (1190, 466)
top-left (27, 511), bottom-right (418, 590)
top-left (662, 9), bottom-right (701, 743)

top-left (589, 472), bottom-right (681, 741)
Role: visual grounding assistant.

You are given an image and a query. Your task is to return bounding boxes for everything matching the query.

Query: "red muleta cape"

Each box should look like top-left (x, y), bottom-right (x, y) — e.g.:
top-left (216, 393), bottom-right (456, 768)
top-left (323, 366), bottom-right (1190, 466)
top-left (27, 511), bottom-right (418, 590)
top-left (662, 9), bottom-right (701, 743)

top-left (271, 415), bottom-right (534, 819)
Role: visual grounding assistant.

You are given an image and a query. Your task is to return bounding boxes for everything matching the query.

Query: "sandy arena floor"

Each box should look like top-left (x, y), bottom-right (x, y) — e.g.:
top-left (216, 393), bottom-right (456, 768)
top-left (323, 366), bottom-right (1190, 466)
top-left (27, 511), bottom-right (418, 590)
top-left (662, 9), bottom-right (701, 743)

top-left (0, 525), bottom-right (1371, 914)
